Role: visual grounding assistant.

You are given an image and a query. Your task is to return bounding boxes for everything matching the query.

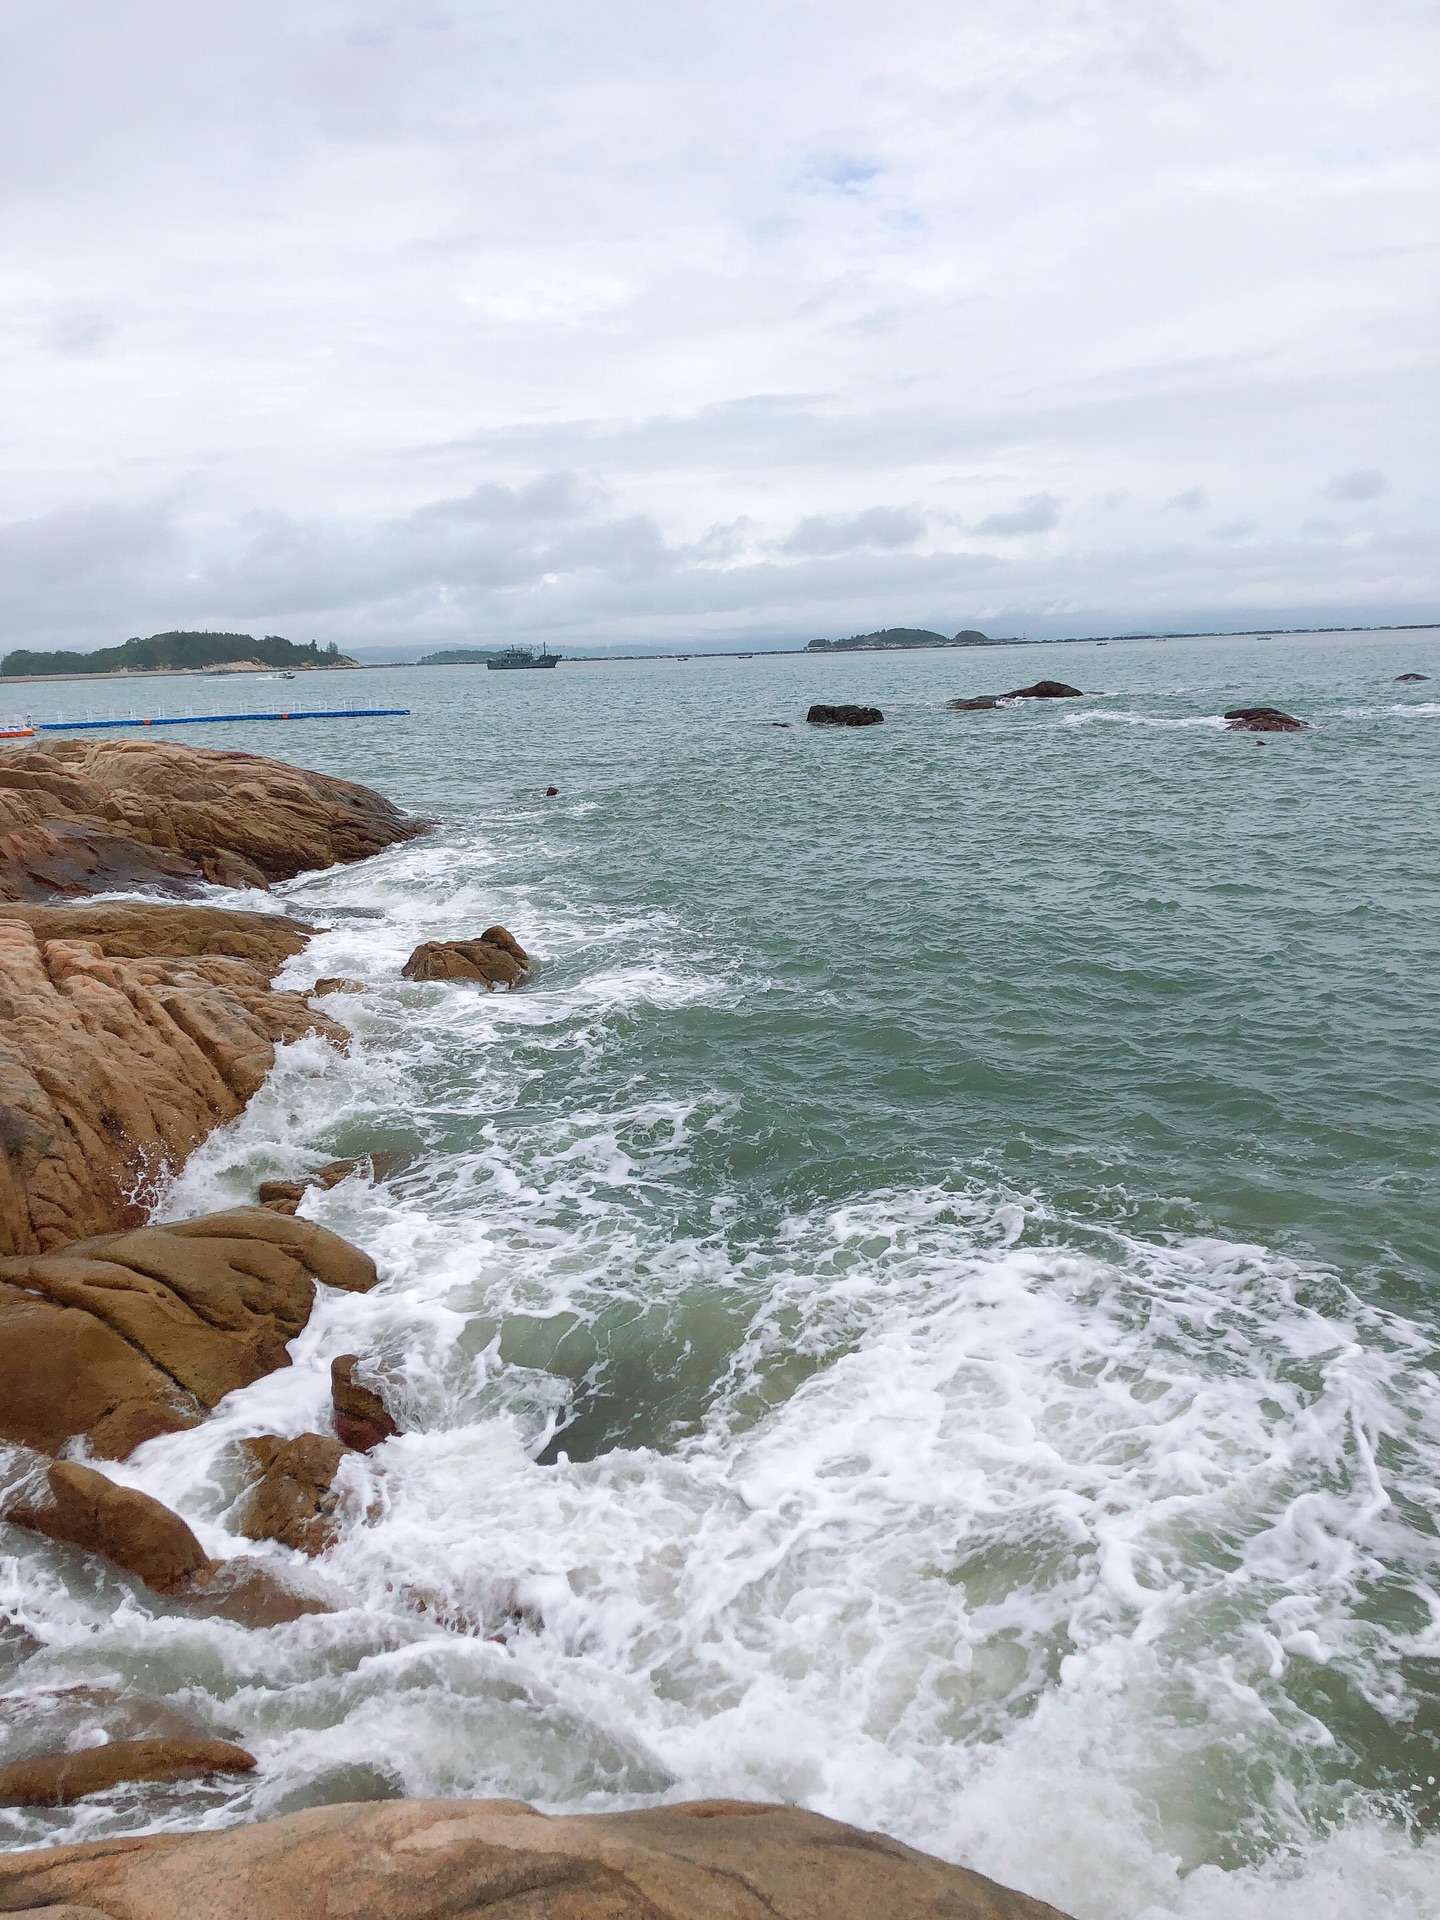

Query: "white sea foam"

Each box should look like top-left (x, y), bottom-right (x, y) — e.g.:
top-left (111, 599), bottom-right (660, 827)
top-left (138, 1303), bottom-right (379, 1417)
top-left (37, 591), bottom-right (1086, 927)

top-left (5, 829), bottom-right (1440, 1915)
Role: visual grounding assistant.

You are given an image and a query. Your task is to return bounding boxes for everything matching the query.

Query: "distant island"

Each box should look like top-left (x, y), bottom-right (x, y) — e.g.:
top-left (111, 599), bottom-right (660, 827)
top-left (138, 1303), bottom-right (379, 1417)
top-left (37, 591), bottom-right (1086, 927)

top-left (0, 632), bottom-right (358, 678)
top-left (415, 647), bottom-right (499, 665)
top-left (806, 628), bottom-right (998, 652)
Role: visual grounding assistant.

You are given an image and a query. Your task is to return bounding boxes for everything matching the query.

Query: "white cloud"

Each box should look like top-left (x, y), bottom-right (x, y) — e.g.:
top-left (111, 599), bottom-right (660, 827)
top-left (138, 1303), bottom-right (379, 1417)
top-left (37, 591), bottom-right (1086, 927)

top-left (0, 0), bottom-right (1435, 651)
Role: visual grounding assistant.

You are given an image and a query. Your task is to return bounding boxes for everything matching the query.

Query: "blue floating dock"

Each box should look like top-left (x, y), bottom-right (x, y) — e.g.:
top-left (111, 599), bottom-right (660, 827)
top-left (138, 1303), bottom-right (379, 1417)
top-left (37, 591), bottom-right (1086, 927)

top-left (33, 707), bottom-right (409, 731)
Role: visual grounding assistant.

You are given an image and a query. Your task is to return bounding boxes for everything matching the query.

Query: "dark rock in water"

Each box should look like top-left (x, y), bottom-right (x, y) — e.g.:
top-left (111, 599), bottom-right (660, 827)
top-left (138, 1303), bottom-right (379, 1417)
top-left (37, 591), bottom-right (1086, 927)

top-left (806, 704), bottom-right (883, 726)
top-left (332, 1354), bottom-right (400, 1452)
top-left (1224, 706), bottom-right (1307, 732)
top-left (1396, 672), bottom-right (1430, 682)
top-left (0, 1736), bottom-right (255, 1806)
top-left (258, 1150), bottom-right (409, 1216)
top-left (238, 1432), bottom-right (347, 1556)
top-left (402, 925), bottom-right (530, 988)
top-left (950, 681), bottom-right (1081, 710)
top-left (1004, 680), bottom-right (1082, 699)
top-left (545, 785), bottom-right (560, 796)
top-left (770, 721), bottom-right (791, 728)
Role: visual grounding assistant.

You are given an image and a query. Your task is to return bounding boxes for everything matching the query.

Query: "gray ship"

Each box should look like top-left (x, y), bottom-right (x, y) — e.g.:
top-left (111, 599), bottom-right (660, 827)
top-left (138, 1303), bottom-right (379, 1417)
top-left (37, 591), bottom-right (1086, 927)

top-left (487, 645), bottom-right (561, 671)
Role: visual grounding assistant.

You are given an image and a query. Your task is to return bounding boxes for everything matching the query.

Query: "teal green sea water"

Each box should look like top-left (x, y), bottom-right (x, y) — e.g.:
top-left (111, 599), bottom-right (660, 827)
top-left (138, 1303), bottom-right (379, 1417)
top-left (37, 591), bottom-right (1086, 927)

top-left (3, 630), bottom-right (1440, 1918)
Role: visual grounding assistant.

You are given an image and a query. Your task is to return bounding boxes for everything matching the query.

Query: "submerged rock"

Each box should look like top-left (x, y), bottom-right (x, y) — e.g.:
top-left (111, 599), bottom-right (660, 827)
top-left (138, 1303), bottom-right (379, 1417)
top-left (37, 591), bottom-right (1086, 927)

top-left (948, 696), bottom-right (1000, 711)
top-left (1396, 671), bottom-right (1430, 681)
top-left (0, 1207), bottom-right (378, 1456)
top-left (0, 1796), bottom-right (1078, 1919)
top-left (806, 704), bottom-right (884, 726)
top-left (402, 925), bottom-right (530, 989)
top-left (310, 975), bottom-right (367, 996)
top-left (239, 1433), bottom-right (348, 1556)
top-left (0, 1737), bottom-right (255, 1807)
top-left (1224, 706), bottom-right (1307, 732)
top-left (256, 1150), bottom-right (408, 1216)
top-left (0, 737), bottom-right (422, 902)
top-left (331, 1354), bottom-right (400, 1452)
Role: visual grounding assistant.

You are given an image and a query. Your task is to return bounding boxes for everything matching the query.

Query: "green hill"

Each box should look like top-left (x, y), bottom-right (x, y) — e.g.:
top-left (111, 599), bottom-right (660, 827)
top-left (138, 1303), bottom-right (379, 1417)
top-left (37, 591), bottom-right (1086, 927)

top-left (0, 632), bottom-right (356, 677)
top-left (806, 627), bottom-right (991, 652)
top-left (416, 648), bottom-right (499, 665)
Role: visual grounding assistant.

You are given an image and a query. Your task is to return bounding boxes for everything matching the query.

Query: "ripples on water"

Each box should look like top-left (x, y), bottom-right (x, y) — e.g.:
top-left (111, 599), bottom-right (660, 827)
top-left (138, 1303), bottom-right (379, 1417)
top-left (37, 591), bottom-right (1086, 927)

top-left (3, 632), bottom-right (1440, 1918)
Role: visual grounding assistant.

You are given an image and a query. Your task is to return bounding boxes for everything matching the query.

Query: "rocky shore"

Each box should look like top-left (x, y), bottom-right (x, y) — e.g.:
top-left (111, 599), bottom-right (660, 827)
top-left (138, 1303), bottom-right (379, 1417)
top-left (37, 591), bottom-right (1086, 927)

top-left (0, 737), bottom-right (1072, 1920)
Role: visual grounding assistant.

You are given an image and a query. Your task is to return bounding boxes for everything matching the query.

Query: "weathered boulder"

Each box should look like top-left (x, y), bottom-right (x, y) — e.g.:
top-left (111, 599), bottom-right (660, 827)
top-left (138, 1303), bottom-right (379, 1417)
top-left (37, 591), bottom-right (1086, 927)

top-left (1224, 706), bottom-right (1307, 732)
top-left (1, 1453), bottom-right (331, 1624)
top-left (402, 925), bottom-right (530, 989)
top-left (0, 1796), bottom-right (1077, 1920)
top-left (5, 1459), bottom-right (212, 1593)
top-left (238, 1433), bottom-right (347, 1556)
top-left (806, 704), bottom-right (883, 726)
top-left (0, 737), bottom-right (421, 901)
top-left (0, 906), bottom-right (349, 1254)
top-left (0, 1737), bottom-right (255, 1807)
top-left (331, 1354), bottom-right (400, 1452)
top-left (310, 975), bottom-right (367, 996)
top-left (0, 1208), bottom-right (378, 1456)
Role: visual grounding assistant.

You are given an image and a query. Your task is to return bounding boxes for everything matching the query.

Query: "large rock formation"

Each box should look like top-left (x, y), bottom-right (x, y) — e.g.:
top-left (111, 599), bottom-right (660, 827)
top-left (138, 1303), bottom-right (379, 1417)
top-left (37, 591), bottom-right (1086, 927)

top-left (0, 1208), bottom-right (378, 1456)
top-left (949, 681), bottom-right (1082, 710)
top-left (0, 1796), bottom-right (1075, 1919)
top-left (0, 736), bottom-right (421, 900)
top-left (0, 904), bottom-right (349, 1254)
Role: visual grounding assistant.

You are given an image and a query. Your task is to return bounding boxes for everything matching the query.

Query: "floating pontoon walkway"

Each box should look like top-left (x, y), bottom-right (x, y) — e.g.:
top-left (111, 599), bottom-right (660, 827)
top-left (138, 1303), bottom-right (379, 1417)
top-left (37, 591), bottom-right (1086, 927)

top-left (28, 706), bottom-right (409, 732)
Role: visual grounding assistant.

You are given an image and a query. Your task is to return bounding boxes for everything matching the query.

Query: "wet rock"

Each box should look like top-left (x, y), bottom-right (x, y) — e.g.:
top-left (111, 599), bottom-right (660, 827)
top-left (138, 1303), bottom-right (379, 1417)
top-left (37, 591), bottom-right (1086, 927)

top-left (0, 737), bottom-right (421, 904)
top-left (5, 1459), bottom-right (211, 1593)
top-left (1396, 671), bottom-right (1430, 681)
top-left (238, 1433), bottom-right (348, 1556)
top-left (0, 906), bottom-right (349, 1255)
top-left (948, 696), bottom-right (1000, 711)
top-left (331, 1355), bottom-right (400, 1452)
top-left (310, 975), bottom-right (367, 996)
top-left (0, 1737), bottom-right (254, 1806)
top-left (0, 1796), bottom-right (1078, 1919)
top-left (1004, 680), bottom-right (1082, 699)
top-left (257, 1150), bottom-right (410, 1216)
top-left (1224, 706), bottom-right (1307, 732)
top-left (545, 785), bottom-right (560, 796)
top-left (806, 704), bottom-right (884, 726)
top-left (401, 925), bottom-right (530, 989)
top-left (0, 1208), bottom-right (378, 1456)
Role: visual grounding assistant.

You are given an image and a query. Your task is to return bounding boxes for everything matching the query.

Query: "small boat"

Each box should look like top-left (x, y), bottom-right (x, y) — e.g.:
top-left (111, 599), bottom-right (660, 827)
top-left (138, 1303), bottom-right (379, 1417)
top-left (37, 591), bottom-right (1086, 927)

top-left (487, 645), bottom-right (561, 671)
top-left (280, 671), bottom-right (296, 680)
top-left (0, 724), bottom-right (35, 739)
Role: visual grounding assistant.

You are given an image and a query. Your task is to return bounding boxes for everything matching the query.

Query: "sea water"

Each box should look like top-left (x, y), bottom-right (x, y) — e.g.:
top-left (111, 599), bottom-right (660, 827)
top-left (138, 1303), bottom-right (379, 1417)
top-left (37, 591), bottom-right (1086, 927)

top-left (3, 631), bottom-right (1439, 1918)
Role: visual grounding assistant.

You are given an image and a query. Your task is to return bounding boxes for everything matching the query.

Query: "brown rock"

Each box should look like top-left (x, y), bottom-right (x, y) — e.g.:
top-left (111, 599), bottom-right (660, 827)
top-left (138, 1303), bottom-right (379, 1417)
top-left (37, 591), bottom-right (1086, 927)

top-left (6, 1459), bottom-right (211, 1593)
top-left (0, 1797), bottom-right (1077, 1919)
top-left (238, 1432), bottom-right (348, 1555)
top-left (805, 704), bottom-right (884, 726)
top-left (0, 737), bottom-right (421, 903)
top-left (311, 976), bottom-right (367, 995)
top-left (948, 696), bottom-right (1000, 711)
top-left (401, 925), bottom-right (530, 988)
top-left (1003, 681), bottom-right (1082, 699)
top-left (1223, 705), bottom-right (1307, 731)
top-left (0, 1208), bottom-right (378, 1456)
top-left (331, 1355), bottom-right (400, 1452)
top-left (0, 1737), bottom-right (255, 1806)
top-left (257, 1151), bottom-right (407, 1214)
top-left (0, 907), bottom-right (348, 1255)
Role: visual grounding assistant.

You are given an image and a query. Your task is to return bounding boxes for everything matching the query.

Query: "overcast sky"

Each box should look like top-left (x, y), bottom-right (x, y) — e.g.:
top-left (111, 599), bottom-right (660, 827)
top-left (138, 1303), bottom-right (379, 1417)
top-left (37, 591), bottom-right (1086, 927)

top-left (2, 0), bottom-right (1436, 655)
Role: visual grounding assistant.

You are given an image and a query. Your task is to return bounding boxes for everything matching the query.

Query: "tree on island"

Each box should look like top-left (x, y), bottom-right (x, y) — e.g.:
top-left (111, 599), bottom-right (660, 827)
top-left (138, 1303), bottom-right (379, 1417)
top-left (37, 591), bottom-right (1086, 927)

top-left (805, 628), bottom-right (992, 651)
top-left (0, 632), bottom-right (357, 677)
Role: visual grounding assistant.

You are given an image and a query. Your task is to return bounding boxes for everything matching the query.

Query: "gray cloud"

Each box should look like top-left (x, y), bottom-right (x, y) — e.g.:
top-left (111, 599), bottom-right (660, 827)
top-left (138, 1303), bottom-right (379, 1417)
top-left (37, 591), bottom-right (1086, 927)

top-left (1165, 487), bottom-right (1208, 511)
top-left (974, 495), bottom-right (1062, 537)
top-left (779, 507), bottom-right (925, 556)
top-left (1327, 469), bottom-right (1387, 502)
